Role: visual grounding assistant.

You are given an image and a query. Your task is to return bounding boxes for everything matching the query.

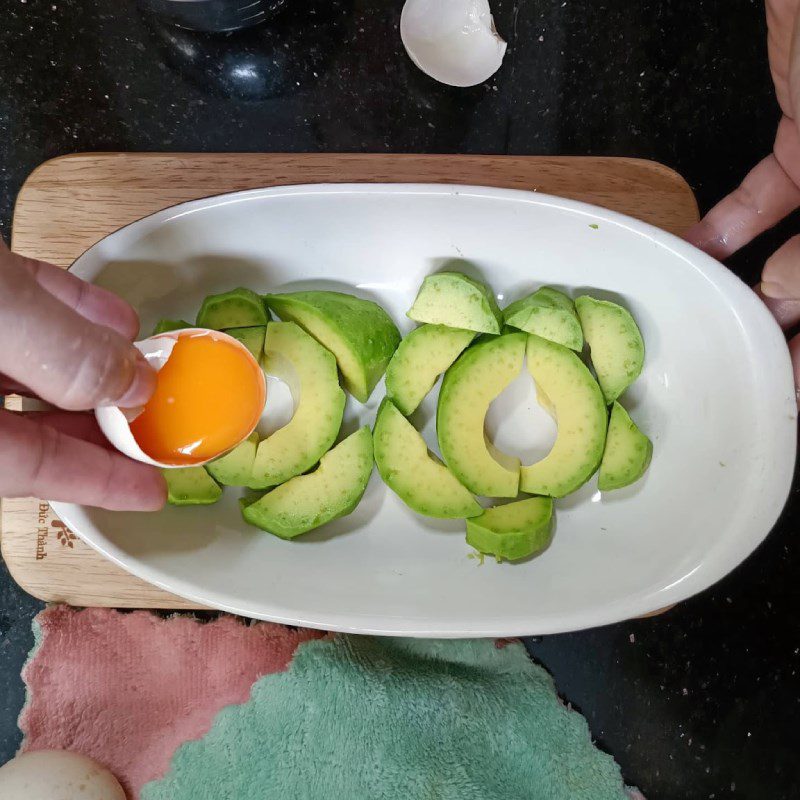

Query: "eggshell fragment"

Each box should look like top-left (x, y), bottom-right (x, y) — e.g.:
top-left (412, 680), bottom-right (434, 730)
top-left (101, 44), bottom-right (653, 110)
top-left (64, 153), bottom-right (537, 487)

top-left (400, 0), bottom-right (507, 87)
top-left (0, 750), bottom-right (126, 800)
top-left (95, 328), bottom-right (265, 469)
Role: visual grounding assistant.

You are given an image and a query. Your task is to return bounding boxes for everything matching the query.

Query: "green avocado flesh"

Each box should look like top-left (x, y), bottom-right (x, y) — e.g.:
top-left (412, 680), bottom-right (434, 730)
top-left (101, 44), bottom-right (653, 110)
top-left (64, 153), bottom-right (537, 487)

top-left (164, 277), bottom-right (652, 569)
top-left (374, 399), bottom-right (481, 519)
top-left (598, 402), bottom-right (653, 491)
top-left (575, 295), bottom-right (644, 404)
top-left (249, 322), bottom-right (345, 490)
top-left (152, 319), bottom-right (191, 335)
top-left (242, 427), bottom-right (374, 539)
top-left (224, 326), bottom-right (266, 360)
top-left (437, 333), bottom-right (525, 498)
top-left (520, 335), bottom-right (608, 498)
top-left (265, 291), bottom-right (401, 403)
top-left (503, 287), bottom-right (583, 351)
top-left (164, 467), bottom-right (222, 506)
top-left (196, 287), bottom-right (269, 330)
top-left (385, 324), bottom-right (476, 416)
top-left (407, 272), bottom-right (503, 334)
top-left (206, 432), bottom-right (259, 487)
top-left (466, 496), bottom-right (554, 561)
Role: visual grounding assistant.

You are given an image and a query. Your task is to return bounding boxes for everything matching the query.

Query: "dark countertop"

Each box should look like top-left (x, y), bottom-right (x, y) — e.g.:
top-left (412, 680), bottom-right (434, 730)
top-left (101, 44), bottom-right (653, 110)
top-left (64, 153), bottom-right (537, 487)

top-left (1, 1), bottom-right (798, 798)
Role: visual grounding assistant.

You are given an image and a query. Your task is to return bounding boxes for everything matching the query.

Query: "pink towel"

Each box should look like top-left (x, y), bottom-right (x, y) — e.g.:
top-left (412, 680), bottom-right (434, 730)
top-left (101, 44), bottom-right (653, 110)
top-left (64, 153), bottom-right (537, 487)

top-left (19, 606), bottom-right (322, 798)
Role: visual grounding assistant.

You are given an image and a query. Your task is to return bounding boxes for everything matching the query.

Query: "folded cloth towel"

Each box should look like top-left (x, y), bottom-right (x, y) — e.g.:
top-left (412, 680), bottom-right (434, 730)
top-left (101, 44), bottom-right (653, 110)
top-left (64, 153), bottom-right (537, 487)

top-left (142, 635), bottom-right (638, 800)
top-left (19, 606), bottom-right (323, 797)
top-left (19, 607), bottom-right (643, 800)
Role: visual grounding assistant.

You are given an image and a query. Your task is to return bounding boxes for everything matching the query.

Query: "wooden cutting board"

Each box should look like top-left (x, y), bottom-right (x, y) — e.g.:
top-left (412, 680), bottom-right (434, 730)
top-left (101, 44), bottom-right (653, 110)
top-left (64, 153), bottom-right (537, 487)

top-left (0, 153), bottom-right (699, 609)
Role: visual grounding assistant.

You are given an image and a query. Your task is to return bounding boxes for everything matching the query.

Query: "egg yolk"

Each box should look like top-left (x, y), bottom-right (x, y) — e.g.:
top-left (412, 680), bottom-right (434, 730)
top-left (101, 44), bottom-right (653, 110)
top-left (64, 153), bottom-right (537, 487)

top-left (130, 332), bottom-right (265, 465)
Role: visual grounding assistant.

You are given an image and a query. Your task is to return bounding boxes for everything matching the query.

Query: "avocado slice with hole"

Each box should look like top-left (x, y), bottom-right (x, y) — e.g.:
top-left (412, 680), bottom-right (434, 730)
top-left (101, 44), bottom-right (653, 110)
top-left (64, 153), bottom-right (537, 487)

top-left (575, 295), bottom-right (644, 404)
top-left (407, 271), bottom-right (503, 334)
top-left (224, 325), bottom-right (266, 361)
top-left (242, 427), bottom-right (374, 539)
top-left (196, 287), bottom-right (269, 330)
top-left (248, 322), bottom-right (345, 490)
top-left (436, 333), bottom-right (525, 498)
top-left (206, 432), bottom-right (259, 487)
top-left (385, 324), bottom-right (476, 416)
top-left (466, 496), bottom-right (553, 561)
top-left (374, 399), bottom-right (481, 519)
top-left (503, 287), bottom-right (583, 351)
top-left (264, 291), bottom-right (401, 403)
top-left (598, 402), bottom-right (653, 491)
top-left (163, 467), bottom-right (222, 506)
top-left (152, 319), bottom-right (191, 335)
top-left (520, 334), bottom-right (608, 497)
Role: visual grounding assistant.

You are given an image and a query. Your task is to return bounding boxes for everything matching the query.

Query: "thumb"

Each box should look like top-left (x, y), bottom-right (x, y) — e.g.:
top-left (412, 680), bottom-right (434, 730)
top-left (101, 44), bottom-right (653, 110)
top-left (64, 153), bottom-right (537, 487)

top-left (759, 233), bottom-right (800, 330)
top-left (0, 247), bottom-right (156, 411)
top-left (790, 333), bottom-right (800, 408)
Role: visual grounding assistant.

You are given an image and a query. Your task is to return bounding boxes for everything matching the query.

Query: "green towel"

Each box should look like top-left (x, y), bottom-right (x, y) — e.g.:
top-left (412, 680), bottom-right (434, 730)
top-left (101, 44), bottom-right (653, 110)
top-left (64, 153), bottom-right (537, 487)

top-left (142, 635), bottom-right (635, 800)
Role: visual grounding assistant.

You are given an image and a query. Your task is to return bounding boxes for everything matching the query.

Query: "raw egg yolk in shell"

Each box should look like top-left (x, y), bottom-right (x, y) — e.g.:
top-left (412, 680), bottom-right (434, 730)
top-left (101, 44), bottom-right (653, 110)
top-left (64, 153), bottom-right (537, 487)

top-left (130, 331), bottom-right (265, 465)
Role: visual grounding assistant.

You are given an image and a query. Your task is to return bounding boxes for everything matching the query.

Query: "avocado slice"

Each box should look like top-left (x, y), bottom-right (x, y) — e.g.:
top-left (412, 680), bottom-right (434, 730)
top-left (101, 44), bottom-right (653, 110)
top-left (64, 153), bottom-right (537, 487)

top-left (163, 467), bottom-right (222, 506)
top-left (407, 271), bottom-right (503, 334)
top-left (224, 325), bottom-right (266, 361)
top-left (575, 295), bottom-right (644, 404)
top-left (249, 322), bottom-right (345, 490)
top-left (374, 399), bottom-right (481, 519)
top-left (264, 291), bottom-right (401, 403)
top-left (196, 287), bottom-right (269, 330)
top-left (152, 319), bottom-right (191, 335)
top-left (206, 431), bottom-right (259, 487)
top-left (466, 496), bottom-right (554, 561)
top-left (385, 324), bottom-right (476, 416)
top-left (503, 287), bottom-right (583, 351)
top-left (598, 402), bottom-right (653, 491)
top-left (520, 335), bottom-right (608, 497)
top-left (242, 427), bottom-right (374, 539)
top-left (437, 333), bottom-right (525, 498)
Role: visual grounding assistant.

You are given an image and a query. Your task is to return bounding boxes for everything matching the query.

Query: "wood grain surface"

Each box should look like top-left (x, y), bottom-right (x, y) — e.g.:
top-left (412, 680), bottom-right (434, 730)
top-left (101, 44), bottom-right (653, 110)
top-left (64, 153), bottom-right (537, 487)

top-left (1, 152), bottom-right (698, 609)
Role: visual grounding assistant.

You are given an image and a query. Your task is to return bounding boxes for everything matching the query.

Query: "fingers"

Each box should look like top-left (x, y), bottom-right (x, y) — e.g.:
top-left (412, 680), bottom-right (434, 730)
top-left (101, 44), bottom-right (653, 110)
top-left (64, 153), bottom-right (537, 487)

top-left (757, 236), bottom-right (800, 403)
top-left (791, 334), bottom-right (800, 407)
top-left (757, 288), bottom-right (800, 331)
top-left (685, 149), bottom-right (800, 260)
top-left (0, 372), bottom-right (33, 396)
top-left (19, 253), bottom-right (140, 341)
top-left (767, 0), bottom-right (795, 114)
top-left (21, 410), bottom-right (114, 449)
top-left (759, 234), bottom-right (800, 329)
top-left (0, 246), bottom-right (156, 411)
top-left (0, 409), bottom-right (166, 511)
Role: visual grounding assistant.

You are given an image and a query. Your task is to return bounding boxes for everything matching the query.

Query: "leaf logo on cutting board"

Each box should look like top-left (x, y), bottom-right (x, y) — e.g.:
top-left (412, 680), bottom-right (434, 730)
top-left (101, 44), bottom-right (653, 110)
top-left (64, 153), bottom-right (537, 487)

top-left (51, 519), bottom-right (77, 548)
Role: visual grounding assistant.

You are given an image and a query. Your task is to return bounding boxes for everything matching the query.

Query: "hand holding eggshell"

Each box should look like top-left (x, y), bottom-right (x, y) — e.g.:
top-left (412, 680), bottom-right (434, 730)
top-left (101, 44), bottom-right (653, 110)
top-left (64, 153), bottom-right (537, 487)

top-left (0, 240), bottom-right (166, 510)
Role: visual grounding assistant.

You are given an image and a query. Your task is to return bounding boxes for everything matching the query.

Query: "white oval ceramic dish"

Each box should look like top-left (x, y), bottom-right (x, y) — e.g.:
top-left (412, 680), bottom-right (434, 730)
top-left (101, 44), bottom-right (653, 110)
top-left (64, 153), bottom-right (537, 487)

top-left (51, 184), bottom-right (797, 637)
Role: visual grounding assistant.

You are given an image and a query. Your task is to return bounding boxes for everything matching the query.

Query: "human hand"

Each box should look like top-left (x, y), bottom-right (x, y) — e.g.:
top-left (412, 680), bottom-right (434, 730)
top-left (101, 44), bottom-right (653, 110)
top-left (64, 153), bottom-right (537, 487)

top-left (686, 0), bottom-right (800, 391)
top-left (0, 240), bottom-right (166, 510)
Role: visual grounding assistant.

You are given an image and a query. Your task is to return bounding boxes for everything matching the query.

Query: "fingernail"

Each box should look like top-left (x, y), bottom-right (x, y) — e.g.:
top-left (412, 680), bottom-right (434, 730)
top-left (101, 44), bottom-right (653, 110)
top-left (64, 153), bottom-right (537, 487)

top-left (112, 355), bottom-right (157, 409)
top-left (760, 280), bottom-right (795, 300)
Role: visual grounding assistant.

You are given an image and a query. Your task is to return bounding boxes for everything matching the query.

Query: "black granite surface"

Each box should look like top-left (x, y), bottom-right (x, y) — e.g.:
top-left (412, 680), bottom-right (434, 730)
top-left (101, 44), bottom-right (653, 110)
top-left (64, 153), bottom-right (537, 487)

top-left (1, 1), bottom-right (798, 798)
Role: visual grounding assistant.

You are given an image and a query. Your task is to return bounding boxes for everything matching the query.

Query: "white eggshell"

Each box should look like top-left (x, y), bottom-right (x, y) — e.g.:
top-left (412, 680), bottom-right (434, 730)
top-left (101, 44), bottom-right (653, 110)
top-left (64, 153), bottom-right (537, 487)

top-left (0, 750), bottom-right (126, 800)
top-left (95, 328), bottom-right (264, 469)
top-left (400, 0), bottom-right (507, 87)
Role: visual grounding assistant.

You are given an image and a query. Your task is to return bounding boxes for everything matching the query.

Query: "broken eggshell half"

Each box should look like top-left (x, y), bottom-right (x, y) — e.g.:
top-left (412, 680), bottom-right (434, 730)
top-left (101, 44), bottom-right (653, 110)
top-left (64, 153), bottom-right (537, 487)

top-left (95, 328), bottom-right (265, 469)
top-left (400, 0), bottom-right (507, 88)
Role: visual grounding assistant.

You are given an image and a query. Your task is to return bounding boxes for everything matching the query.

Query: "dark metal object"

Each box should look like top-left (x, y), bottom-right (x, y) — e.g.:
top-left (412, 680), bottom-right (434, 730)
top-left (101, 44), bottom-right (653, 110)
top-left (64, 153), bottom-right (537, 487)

top-left (141, 0), bottom-right (348, 101)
